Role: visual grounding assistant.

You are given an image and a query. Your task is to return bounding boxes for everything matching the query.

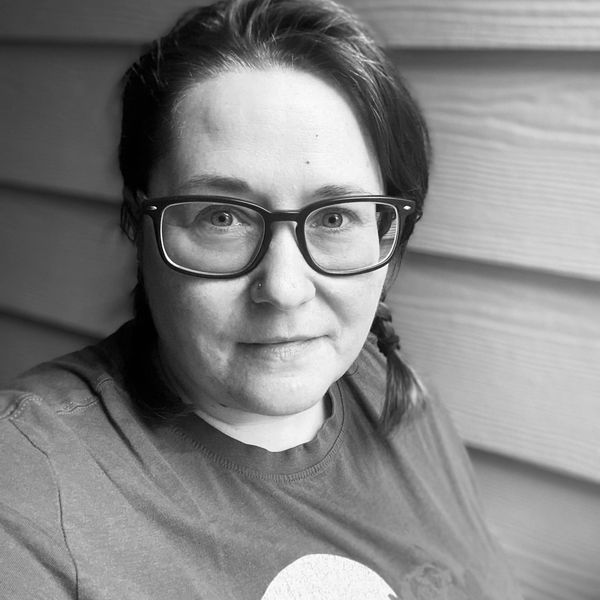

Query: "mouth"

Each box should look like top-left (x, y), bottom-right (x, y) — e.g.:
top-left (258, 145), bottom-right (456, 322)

top-left (239, 337), bottom-right (323, 361)
top-left (249, 336), bottom-right (314, 344)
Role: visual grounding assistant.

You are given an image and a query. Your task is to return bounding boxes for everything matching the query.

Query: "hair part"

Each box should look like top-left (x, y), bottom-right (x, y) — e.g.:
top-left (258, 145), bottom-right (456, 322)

top-left (118, 0), bottom-right (431, 433)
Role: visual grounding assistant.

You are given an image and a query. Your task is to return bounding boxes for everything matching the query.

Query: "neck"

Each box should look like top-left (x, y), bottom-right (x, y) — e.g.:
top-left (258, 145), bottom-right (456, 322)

top-left (193, 399), bottom-right (329, 452)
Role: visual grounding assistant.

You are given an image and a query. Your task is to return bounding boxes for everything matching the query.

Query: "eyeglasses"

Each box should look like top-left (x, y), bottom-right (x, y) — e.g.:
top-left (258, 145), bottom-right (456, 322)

top-left (142, 195), bottom-right (416, 278)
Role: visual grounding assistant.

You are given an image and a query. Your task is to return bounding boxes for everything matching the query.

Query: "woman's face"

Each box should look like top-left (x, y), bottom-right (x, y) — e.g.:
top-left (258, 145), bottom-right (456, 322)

top-left (143, 67), bottom-right (387, 418)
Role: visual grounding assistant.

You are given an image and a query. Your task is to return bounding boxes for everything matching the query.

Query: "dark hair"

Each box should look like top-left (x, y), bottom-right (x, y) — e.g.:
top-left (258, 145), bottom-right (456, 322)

top-left (119, 0), bottom-right (430, 434)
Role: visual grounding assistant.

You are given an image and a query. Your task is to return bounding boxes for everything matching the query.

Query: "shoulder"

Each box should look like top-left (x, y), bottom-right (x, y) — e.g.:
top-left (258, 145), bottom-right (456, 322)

top-left (345, 341), bottom-right (489, 529)
top-left (344, 335), bottom-right (467, 453)
top-left (0, 322), bottom-right (135, 479)
top-left (0, 322), bottom-right (136, 526)
top-left (0, 321), bottom-right (135, 420)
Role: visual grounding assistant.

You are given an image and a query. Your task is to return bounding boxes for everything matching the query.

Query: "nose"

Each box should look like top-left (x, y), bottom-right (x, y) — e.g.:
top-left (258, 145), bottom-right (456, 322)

top-left (250, 224), bottom-right (316, 310)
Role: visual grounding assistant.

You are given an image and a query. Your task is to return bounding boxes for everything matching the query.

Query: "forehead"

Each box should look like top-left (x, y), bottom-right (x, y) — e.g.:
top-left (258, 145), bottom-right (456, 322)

top-left (151, 67), bottom-right (383, 202)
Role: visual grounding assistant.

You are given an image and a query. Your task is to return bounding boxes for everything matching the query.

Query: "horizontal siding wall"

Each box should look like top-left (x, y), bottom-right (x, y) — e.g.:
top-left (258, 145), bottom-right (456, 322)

top-left (0, 188), bottom-right (135, 336)
top-left (471, 450), bottom-right (600, 600)
top-left (1, 2), bottom-right (599, 598)
top-left (401, 49), bottom-right (600, 280)
top-left (0, 313), bottom-right (97, 386)
top-left (3, 0), bottom-right (600, 48)
top-left (392, 253), bottom-right (600, 482)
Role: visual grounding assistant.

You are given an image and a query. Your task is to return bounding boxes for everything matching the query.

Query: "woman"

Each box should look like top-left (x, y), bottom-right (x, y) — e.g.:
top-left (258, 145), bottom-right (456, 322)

top-left (0, 0), bottom-right (521, 598)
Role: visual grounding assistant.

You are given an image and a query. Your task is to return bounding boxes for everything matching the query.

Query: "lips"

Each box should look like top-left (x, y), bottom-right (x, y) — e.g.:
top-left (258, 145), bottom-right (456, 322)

top-left (239, 337), bottom-right (323, 362)
top-left (247, 337), bottom-right (314, 344)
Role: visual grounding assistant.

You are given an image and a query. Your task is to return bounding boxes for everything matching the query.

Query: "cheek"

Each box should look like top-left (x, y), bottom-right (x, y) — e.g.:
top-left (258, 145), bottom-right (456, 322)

top-left (141, 225), bottom-right (213, 338)
top-left (334, 269), bottom-right (386, 343)
top-left (141, 227), bottom-right (184, 319)
top-left (140, 224), bottom-right (246, 353)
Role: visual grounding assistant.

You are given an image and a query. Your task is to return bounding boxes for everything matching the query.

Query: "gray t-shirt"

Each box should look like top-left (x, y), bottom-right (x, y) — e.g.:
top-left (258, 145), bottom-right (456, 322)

top-left (0, 323), bottom-right (521, 599)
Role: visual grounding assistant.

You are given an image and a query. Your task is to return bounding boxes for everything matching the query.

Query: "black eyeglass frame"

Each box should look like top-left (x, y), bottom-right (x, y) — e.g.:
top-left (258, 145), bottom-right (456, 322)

top-left (142, 194), bottom-right (416, 279)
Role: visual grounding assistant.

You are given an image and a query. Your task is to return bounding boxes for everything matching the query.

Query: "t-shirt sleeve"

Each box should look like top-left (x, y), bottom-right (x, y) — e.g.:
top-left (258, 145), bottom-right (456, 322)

top-left (0, 392), bottom-right (77, 599)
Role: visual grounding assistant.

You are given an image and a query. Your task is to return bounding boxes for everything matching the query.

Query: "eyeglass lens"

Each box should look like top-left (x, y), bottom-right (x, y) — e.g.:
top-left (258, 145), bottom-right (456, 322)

top-left (161, 200), bottom-right (400, 275)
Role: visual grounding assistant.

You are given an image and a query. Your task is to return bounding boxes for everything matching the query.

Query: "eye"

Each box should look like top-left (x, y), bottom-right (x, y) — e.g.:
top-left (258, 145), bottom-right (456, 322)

top-left (191, 205), bottom-right (244, 229)
top-left (307, 204), bottom-right (364, 232)
top-left (210, 210), bottom-right (234, 227)
top-left (321, 212), bottom-right (344, 228)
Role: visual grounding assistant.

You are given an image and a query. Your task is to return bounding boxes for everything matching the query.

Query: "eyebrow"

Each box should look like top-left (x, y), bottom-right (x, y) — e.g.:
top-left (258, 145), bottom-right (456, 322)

top-left (176, 175), bottom-right (372, 200)
top-left (176, 174), bottom-right (252, 195)
top-left (311, 184), bottom-right (372, 199)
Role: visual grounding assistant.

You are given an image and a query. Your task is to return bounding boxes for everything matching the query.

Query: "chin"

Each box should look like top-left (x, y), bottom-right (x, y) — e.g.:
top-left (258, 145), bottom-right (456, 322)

top-left (231, 375), bottom-right (332, 417)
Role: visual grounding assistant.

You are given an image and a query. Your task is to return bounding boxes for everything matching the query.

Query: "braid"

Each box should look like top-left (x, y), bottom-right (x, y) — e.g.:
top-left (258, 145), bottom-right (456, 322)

top-left (371, 302), bottom-right (427, 435)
